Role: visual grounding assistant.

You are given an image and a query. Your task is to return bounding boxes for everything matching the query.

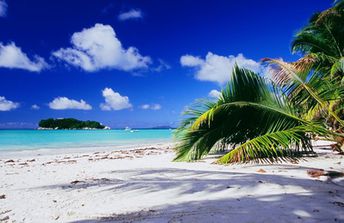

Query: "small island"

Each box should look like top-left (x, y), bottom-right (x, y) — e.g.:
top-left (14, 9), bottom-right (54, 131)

top-left (38, 118), bottom-right (110, 130)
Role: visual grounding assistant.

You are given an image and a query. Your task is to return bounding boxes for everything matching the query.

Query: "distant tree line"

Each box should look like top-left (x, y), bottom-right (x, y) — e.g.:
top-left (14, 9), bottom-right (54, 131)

top-left (39, 118), bottom-right (105, 129)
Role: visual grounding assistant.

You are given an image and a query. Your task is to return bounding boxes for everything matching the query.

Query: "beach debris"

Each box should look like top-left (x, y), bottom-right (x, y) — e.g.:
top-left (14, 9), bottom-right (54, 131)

top-left (0, 210), bottom-right (11, 215)
top-left (307, 169), bottom-right (325, 178)
top-left (86, 147), bottom-right (170, 162)
top-left (257, 168), bottom-right (266, 173)
top-left (0, 216), bottom-right (9, 221)
top-left (42, 161), bottom-right (53, 165)
top-left (18, 162), bottom-right (28, 166)
top-left (42, 159), bottom-right (77, 165)
top-left (67, 160), bottom-right (77, 164)
top-left (71, 180), bottom-right (85, 185)
top-left (307, 169), bottom-right (344, 179)
top-left (0, 194), bottom-right (6, 199)
top-left (56, 159), bottom-right (77, 164)
top-left (27, 159), bottom-right (36, 162)
top-left (5, 172), bottom-right (18, 175)
top-left (4, 159), bottom-right (15, 164)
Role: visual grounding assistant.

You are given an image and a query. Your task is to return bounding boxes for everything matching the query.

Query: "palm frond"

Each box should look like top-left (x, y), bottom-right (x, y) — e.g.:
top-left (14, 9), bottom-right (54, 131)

top-left (265, 58), bottom-right (344, 126)
top-left (292, 4), bottom-right (344, 58)
top-left (330, 57), bottom-right (344, 77)
top-left (218, 124), bottom-right (328, 164)
top-left (174, 66), bottom-right (317, 163)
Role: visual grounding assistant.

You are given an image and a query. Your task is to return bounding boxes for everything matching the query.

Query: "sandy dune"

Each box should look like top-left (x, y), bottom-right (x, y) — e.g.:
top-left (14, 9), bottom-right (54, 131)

top-left (0, 143), bottom-right (343, 223)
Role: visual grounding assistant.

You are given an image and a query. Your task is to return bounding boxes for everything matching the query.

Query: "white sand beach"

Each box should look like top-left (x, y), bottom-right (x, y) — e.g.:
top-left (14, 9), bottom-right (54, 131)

top-left (0, 142), bottom-right (343, 223)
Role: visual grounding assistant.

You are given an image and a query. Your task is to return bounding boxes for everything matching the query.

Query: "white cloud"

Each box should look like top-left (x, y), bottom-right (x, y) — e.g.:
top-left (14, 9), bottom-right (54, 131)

top-left (154, 59), bottom-right (171, 72)
top-left (49, 97), bottom-right (92, 110)
top-left (151, 104), bottom-right (161, 110)
top-left (53, 23), bottom-right (151, 72)
top-left (0, 42), bottom-right (48, 72)
top-left (141, 104), bottom-right (150, 110)
top-left (208, 89), bottom-right (221, 98)
top-left (180, 55), bottom-right (204, 67)
top-left (31, 104), bottom-right (40, 110)
top-left (118, 9), bottom-right (142, 21)
top-left (140, 103), bottom-right (161, 110)
top-left (100, 88), bottom-right (132, 111)
top-left (180, 52), bottom-right (262, 84)
top-left (0, 0), bottom-right (7, 17)
top-left (0, 96), bottom-right (19, 111)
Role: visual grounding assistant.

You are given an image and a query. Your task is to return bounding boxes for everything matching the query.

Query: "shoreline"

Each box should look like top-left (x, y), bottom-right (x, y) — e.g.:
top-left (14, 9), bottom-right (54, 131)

top-left (1, 142), bottom-right (343, 222)
top-left (0, 140), bottom-right (174, 159)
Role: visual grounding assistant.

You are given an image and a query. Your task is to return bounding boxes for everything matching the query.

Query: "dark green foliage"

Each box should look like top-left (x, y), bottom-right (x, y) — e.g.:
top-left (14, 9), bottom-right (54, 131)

top-left (174, 66), bottom-right (330, 163)
top-left (38, 118), bottom-right (105, 129)
top-left (269, 0), bottom-right (344, 134)
top-left (291, 0), bottom-right (344, 77)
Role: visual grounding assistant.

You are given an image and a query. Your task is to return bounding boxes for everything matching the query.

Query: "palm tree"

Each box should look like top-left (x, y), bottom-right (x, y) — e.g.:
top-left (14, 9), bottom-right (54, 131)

top-left (174, 1), bottom-right (344, 163)
top-left (291, 0), bottom-right (344, 77)
top-left (265, 0), bottom-right (344, 152)
top-left (174, 66), bottom-right (330, 163)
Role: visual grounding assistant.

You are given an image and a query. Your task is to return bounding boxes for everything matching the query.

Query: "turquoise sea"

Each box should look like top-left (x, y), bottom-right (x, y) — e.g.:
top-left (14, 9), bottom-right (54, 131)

top-left (0, 129), bottom-right (173, 152)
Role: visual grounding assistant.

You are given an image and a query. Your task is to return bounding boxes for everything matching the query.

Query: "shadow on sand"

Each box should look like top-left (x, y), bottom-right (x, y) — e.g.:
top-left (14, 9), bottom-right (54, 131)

top-left (31, 166), bottom-right (344, 223)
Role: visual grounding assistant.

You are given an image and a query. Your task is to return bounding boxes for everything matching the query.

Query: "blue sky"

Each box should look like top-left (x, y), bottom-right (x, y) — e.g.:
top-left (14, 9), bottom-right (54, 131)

top-left (0, 0), bottom-right (332, 128)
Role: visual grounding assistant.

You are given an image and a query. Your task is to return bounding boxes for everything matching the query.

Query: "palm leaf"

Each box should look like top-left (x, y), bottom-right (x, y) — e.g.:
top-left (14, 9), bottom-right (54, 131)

top-left (265, 58), bottom-right (344, 126)
top-left (331, 57), bottom-right (344, 77)
top-left (174, 66), bottom-right (318, 163)
top-left (218, 124), bottom-right (328, 164)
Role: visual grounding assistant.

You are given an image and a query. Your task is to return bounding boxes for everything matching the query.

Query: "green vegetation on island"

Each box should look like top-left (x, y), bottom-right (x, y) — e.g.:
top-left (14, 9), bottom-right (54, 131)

top-left (38, 118), bottom-right (107, 130)
top-left (174, 0), bottom-right (344, 163)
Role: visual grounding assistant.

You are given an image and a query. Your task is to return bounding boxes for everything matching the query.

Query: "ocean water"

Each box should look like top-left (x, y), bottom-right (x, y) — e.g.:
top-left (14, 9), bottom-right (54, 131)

top-left (0, 129), bottom-right (173, 152)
